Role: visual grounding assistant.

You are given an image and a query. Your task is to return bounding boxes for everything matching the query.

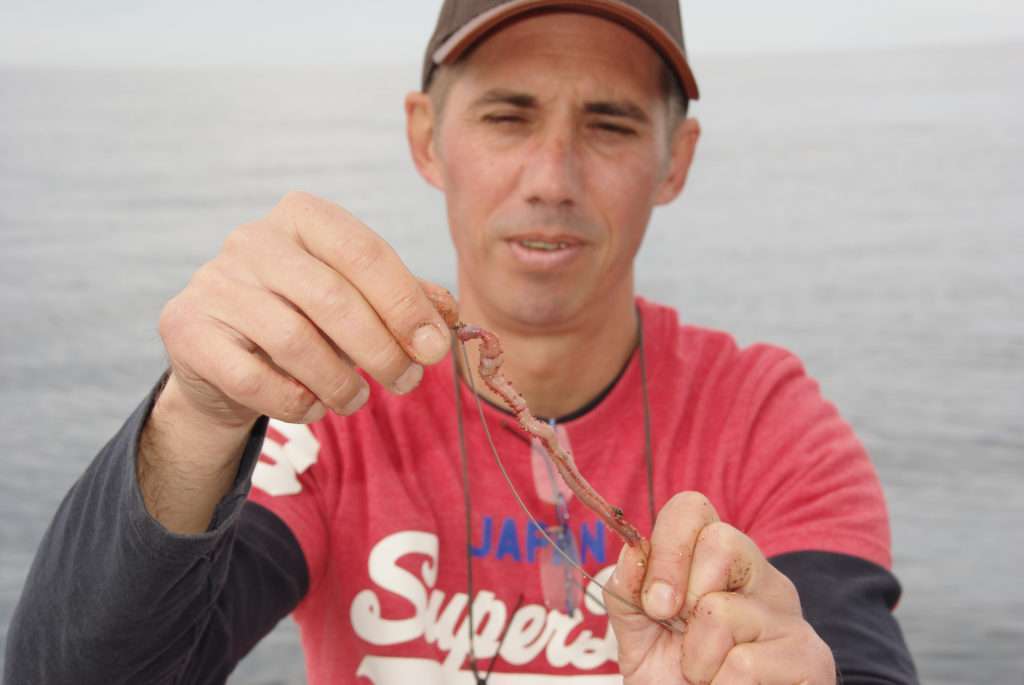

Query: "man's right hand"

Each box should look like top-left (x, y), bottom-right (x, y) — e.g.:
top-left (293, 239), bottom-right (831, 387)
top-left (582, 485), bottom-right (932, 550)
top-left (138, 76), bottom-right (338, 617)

top-left (159, 191), bottom-right (452, 431)
top-left (140, 192), bottom-right (452, 532)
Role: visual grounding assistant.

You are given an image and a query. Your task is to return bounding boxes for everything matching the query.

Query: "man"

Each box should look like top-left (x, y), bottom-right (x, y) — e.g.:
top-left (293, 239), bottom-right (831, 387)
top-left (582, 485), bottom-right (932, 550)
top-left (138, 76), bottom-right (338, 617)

top-left (6, 1), bottom-right (918, 683)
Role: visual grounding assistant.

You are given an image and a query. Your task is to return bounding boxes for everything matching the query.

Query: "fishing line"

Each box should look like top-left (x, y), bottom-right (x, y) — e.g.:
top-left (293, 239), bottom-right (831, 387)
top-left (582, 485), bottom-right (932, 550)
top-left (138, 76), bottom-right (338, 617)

top-left (457, 339), bottom-right (685, 636)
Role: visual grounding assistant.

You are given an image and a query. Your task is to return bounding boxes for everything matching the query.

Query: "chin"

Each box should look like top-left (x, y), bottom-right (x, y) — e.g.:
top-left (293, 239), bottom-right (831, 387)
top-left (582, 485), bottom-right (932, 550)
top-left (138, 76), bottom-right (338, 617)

top-left (500, 288), bottom-right (586, 329)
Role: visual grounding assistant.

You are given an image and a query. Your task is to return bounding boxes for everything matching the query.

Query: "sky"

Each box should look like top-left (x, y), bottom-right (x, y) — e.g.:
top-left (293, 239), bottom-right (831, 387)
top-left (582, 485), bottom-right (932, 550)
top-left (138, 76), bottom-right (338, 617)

top-left (1, 0), bottom-right (1023, 67)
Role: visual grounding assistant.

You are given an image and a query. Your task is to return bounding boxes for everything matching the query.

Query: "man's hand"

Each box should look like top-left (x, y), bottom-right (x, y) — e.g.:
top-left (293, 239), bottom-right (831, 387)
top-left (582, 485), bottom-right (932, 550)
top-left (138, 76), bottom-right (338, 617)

top-left (140, 191), bottom-right (452, 532)
top-left (604, 492), bottom-right (836, 684)
top-left (160, 190), bottom-right (451, 431)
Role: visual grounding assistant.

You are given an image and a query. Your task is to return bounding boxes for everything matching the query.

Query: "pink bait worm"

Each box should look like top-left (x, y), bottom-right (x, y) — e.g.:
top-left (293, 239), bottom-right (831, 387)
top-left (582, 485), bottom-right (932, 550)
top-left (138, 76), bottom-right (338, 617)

top-left (423, 283), bottom-right (688, 635)
top-left (424, 284), bottom-right (645, 548)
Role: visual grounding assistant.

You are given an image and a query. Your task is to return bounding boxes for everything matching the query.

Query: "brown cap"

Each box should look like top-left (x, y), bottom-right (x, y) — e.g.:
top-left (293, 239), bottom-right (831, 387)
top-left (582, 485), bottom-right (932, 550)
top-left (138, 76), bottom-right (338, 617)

top-left (422, 0), bottom-right (699, 100)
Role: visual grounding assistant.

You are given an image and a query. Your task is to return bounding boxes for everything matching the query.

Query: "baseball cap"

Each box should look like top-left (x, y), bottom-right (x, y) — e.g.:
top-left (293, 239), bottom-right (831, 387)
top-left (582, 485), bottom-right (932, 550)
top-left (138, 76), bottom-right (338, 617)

top-left (422, 0), bottom-right (699, 100)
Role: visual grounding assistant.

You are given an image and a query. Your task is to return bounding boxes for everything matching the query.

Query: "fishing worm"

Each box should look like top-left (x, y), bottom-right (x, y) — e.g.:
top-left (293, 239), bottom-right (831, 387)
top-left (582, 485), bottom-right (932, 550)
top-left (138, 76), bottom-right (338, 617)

top-left (423, 284), bottom-right (645, 547)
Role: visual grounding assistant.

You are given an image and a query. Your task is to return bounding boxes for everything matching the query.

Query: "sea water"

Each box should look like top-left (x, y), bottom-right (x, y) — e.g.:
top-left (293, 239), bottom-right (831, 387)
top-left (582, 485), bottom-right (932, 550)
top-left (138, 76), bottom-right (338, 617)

top-left (1, 42), bottom-right (1021, 683)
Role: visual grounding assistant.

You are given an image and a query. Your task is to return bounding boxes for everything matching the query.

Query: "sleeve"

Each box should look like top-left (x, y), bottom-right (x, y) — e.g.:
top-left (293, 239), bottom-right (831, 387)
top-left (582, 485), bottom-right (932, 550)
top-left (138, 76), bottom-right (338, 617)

top-left (246, 417), bottom-right (337, 610)
top-left (723, 347), bottom-right (918, 681)
top-left (770, 551), bottom-right (919, 685)
top-left (731, 346), bottom-right (892, 569)
top-left (3, 379), bottom-right (309, 685)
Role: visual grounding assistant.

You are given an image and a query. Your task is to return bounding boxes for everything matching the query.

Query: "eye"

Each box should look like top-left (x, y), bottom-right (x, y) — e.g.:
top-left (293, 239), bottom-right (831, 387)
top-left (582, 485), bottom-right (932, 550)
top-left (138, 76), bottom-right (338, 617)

top-left (591, 121), bottom-right (637, 136)
top-left (482, 113), bottom-right (527, 125)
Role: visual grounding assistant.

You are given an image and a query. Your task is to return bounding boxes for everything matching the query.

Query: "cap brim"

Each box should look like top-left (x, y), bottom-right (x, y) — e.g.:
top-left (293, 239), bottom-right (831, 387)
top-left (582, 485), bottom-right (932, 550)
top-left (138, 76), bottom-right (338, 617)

top-left (432, 0), bottom-right (699, 100)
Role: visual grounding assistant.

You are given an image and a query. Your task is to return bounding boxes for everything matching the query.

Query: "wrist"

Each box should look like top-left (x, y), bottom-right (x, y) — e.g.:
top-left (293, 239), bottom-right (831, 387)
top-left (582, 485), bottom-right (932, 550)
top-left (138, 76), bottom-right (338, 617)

top-left (151, 372), bottom-right (257, 466)
top-left (138, 373), bottom-right (257, 534)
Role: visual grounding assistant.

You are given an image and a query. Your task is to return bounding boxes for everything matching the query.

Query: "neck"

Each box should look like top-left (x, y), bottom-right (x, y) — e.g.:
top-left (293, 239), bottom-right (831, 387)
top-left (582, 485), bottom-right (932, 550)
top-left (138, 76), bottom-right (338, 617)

top-left (455, 288), bottom-right (639, 419)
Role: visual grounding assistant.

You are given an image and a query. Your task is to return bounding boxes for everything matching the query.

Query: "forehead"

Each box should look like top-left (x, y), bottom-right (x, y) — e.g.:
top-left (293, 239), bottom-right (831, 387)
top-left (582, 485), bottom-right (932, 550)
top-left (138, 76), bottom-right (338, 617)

top-left (452, 12), bottom-right (664, 101)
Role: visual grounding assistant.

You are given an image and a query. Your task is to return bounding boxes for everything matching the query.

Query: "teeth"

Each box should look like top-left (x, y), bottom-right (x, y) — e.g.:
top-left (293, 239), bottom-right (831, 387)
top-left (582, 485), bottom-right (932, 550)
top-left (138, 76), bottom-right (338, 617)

top-left (519, 240), bottom-right (569, 251)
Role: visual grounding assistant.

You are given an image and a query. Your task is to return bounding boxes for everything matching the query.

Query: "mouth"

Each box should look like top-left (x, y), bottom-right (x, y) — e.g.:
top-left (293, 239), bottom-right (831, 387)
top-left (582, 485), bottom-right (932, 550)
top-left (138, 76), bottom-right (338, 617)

top-left (514, 238), bottom-right (577, 251)
top-left (504, 234), bottom-right (586, 270)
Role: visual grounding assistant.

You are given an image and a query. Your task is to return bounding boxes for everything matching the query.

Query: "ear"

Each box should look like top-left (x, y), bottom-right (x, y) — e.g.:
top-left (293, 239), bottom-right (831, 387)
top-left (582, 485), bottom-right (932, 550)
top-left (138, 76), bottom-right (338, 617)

top-left (405, 92), bottom-right (445, 191)
top-left (653, 117), bottom-right (701, 206)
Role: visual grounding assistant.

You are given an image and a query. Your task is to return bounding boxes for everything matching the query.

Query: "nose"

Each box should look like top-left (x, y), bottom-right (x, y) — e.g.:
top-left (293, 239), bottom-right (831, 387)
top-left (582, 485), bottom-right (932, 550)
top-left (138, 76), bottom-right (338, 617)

top-left (520, 121), bottom-right (582, 210)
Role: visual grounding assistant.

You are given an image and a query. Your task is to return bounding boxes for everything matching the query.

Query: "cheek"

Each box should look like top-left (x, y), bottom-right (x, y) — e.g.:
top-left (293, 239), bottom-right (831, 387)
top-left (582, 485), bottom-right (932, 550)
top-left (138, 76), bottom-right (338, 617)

top-left (441, 134), bottom-right (509, 217)
top-left (593, 161), bottom-right (660, 229)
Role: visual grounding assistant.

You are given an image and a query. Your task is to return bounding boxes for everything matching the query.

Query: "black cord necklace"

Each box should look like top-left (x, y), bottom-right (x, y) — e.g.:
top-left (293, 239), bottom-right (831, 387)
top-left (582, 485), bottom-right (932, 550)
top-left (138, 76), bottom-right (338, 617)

top-left (452, 312), bottom-right (655, 682)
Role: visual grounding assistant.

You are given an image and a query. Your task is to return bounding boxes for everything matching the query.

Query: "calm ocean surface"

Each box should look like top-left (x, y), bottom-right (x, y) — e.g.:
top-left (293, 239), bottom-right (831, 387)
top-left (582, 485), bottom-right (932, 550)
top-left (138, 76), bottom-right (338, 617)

top-left (1, 43), bottom-right (1021, 683)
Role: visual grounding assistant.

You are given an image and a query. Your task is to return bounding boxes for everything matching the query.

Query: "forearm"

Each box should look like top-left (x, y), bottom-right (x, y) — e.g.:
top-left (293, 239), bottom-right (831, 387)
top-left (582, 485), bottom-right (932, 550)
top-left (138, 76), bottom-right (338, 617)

top-left (4, 379), bottom-right (272, 684)
top-left (138, 372), bottom-right (255, 533)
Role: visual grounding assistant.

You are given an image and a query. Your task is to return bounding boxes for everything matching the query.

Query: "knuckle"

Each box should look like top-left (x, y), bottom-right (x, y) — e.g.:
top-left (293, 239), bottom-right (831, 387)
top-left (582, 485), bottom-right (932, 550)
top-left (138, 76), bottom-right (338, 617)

top-left (159, 295), bottom-right (206, 354)
top-left (722, 643), bottom-right (757, 679)
top-left (317, 281), bottom-right (354, 318)
top-left (158, 296), bottom-right (186, 343)
top-left (322, 372), bottom-right (362, 410)
top-left (276, 191), bottom-right (332, 231)
top-left (273, 319), bottom-right (314, 359)
top-left (697, 520), bottom-right (737, 551)
top-left (693, 591), bottom-right (731, 620)
top-left (189, 261), bottom-right (228, 295)
top-left (222, 222), bottom-right (259, 255)
top-left (278, 190), bottom-right (314, 212)
top-left (278, 381), bottom-right (317, 422)
top-left (382, 287), bottom-right (425, 331)
top-left (651, 491), bottom-right (718, 554)
top-left (657, 491), bottom-right (719, 533)
top-left (343, 234), bottom-right (386, 275)
top-left (697, 522), bottom-right (755, 590)
top-left (364, 341), bottom-right (407, 377)
top-left (315, 285), bottom-right (372, 340)
top-left (776, 571), bottom-right (800, 606)
top-left (224, 362), bottom-right (266, 402)
top-left (666, 490), bottom-right (713, 515)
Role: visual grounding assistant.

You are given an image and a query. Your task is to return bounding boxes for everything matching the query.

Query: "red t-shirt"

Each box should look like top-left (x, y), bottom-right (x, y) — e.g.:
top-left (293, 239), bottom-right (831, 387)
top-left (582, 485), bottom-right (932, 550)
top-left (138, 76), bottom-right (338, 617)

top-left (249, 297), bottom-right (890, 684)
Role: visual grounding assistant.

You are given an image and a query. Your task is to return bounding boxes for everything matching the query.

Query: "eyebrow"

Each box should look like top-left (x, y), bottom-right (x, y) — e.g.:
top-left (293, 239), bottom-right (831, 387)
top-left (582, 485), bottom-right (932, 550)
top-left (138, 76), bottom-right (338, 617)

top-left (472, 89), bottom-right (650, 124)
top-left (472, 89), bottom-right (538, 109)
top-left (584, 100), bottom-right (650, 124)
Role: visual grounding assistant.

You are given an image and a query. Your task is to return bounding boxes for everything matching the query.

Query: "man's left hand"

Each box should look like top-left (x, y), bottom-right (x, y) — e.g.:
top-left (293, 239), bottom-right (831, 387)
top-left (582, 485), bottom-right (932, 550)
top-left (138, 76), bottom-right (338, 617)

top-left (604, 491), bottom-right (836, 684)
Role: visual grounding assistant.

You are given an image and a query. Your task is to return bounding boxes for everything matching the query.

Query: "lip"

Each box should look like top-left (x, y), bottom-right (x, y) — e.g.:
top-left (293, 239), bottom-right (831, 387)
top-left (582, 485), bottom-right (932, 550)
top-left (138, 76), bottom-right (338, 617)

top-left (504, 234), bottom-right (587, 271)
top-left (507, 232), bottom-right (585, 246)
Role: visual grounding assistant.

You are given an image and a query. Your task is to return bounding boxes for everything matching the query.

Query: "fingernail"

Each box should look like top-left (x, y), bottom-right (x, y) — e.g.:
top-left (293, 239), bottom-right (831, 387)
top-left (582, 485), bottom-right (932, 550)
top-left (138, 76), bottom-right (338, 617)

top-left (412, 324), bottom-right (448, 364)
top-left (392, 363), bottom-right (423, 394)
top-left (340, 385), bottom-right (370, 415)
top-left (301, 401), bottom-right (326, 424)
top-left (645, 581), bottom-right (677, 619)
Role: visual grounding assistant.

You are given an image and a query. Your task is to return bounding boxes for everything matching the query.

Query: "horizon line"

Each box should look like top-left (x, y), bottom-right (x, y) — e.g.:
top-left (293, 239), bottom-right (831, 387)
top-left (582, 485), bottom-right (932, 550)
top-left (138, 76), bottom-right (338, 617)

top-left (1, 35), bottom-right (1020, 71)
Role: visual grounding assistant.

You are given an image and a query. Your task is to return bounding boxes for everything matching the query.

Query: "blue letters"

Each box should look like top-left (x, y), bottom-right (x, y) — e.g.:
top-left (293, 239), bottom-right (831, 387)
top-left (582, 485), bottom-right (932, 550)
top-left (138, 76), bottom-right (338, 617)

top-left (469, 515), bottom-right (606, 565)
top-left (470, 516), bottom-right (492, 558)
top-left (495, 517), bottom-right (522, 561)
top-left (580, 521), bottom-right (606, 564)
top-left (525, 521), bottom-right (549, 562)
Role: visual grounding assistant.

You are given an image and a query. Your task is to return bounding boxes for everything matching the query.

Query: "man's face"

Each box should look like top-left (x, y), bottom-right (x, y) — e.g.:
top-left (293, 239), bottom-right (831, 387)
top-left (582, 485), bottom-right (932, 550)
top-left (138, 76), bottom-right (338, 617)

top-left (411, 12), bottom-right (698, 331)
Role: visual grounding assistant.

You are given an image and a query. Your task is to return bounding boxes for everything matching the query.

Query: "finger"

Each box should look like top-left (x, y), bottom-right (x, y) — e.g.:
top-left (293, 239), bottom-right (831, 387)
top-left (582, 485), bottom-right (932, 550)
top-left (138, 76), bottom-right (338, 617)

top-left (604, 541), bottom-right (649, 618)
top-left (191, 266), bottom-right (369, 415)
top-left (642, 491), bottom-right (720, 621)
top-left (685, 522), bottom-right (801, 619)
top-left (710, 641), bottom-right (785, 685)
top-left (170, 316), bottom-right (326, 424)
top-left (604, 541), bottom-right (661, 678)
top-left (419, 279), bottom-right (460, 328)
top-left (272, 192), bottom-right (451, 364)
top-left (681, 591), bottom-right (776, 685)
top-left (710, 636), bottom-right (835, 685)
top-left (249, 247), bottom-right (424, 395)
